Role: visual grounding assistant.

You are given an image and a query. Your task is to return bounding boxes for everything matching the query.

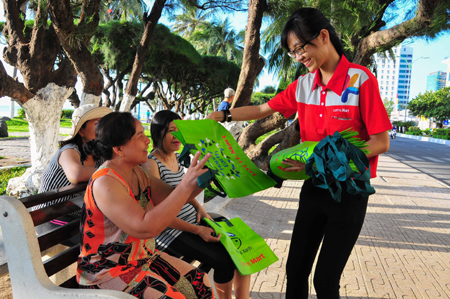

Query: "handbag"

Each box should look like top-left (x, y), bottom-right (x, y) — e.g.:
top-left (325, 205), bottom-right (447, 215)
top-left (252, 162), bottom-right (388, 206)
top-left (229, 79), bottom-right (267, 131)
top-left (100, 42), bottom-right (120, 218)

top-left (203, 217), bottom-right (278, 275)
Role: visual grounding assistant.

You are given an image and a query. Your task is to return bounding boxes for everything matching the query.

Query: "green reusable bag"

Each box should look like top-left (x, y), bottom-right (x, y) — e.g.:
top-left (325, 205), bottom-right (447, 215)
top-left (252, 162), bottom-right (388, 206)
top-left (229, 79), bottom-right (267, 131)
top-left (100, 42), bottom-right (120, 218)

top-left (172, 119), bottom-right (277, 198)
top-left (269, 141), bottom-right (318, 180)
top-left (203, 217), bottom-right (279, 275)
top-left (268, 129), bottom-right (375, 202)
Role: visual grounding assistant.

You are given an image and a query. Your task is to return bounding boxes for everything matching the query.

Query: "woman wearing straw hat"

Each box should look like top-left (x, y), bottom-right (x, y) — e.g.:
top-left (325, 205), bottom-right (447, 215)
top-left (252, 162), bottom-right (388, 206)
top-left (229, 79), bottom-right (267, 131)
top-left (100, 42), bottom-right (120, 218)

top-left (38, 104), bottom-right (112, 204)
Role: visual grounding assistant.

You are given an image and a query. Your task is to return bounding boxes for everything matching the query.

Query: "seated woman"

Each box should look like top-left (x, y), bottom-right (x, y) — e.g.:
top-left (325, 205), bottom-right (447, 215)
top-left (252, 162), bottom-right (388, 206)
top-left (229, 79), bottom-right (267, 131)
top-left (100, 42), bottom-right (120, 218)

top-left (38, 104), bottom-right (112, 204)
top-left (78, 112), bottom-right (215, 299)
top-left (141, 110), bottom-right (250, 299)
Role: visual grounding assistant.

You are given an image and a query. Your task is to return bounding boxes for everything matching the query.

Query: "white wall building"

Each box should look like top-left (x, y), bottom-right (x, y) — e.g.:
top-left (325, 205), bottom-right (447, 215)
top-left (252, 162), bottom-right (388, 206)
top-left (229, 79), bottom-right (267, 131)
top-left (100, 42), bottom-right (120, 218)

top-left (442, 56), bottom-right (450, 87)
top-left (374, 44), bottom-right (414, 122)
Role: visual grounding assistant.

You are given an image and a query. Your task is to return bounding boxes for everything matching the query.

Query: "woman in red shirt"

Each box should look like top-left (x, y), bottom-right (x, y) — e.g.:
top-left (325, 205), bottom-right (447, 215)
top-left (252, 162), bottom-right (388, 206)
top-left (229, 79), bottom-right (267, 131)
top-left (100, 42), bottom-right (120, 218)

top-left (207, 7), bottom-right (391, 299)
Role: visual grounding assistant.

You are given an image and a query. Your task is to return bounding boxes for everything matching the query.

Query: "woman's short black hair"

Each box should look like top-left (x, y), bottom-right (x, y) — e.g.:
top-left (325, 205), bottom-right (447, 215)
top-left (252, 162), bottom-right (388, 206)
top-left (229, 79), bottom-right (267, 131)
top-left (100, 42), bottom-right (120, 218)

top-left (84, 112), bottom-right (136, 160)
top-left (59, 122), bottom-right (88, 162)
top-left (150, 110), bottom-right (181, 154)
top-left (281, 7), bottom-right (345, 57)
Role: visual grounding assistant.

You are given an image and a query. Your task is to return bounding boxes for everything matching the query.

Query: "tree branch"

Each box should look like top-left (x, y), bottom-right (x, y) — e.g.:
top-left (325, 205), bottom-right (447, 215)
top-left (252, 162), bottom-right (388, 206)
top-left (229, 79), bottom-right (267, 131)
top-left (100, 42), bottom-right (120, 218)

top-left (0, 60), bottom-right (34, 104)
top-left (353, 0), bottom-right (440, 65)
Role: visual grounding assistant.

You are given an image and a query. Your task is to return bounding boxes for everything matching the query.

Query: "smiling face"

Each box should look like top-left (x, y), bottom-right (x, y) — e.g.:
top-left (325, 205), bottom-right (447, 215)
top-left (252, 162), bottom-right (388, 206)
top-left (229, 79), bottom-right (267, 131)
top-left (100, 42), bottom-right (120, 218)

top-left (122, 119), bottom-right (151, 165)
top-left (161, 121), bottom-right (181, 154)
top-left (287, 30), bottom-right (327, 73)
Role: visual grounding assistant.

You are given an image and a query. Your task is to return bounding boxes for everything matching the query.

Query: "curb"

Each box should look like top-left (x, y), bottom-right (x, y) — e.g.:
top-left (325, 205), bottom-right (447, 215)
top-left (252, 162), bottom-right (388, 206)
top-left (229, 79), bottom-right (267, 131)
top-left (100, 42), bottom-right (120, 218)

top-left (0, 136), bottom-right (29, 140)
top-left (0, 164), bottom-right (32, 170)
top-left (397, 133), bottom-right (450, 146)
top-left (204, 195), bottom-right (232, 214)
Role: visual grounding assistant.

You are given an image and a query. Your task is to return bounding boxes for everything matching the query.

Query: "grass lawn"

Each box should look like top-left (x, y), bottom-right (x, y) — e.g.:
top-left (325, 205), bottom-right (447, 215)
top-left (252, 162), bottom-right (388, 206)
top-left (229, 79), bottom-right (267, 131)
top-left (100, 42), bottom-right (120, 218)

top-left (5, 117), bottom-right (73, 132)
top-left (5, 118), bottom-right (30, 132)
top-left (0, 166), bottom-right (28, 195)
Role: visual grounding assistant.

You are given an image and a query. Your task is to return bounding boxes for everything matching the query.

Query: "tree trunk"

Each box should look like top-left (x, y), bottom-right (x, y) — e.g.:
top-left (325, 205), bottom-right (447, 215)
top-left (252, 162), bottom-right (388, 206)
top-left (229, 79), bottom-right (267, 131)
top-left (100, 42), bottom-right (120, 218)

top-left (231, 0), bottom-right (267, 108)
top-left (121, 0), bottom-right (167, 111)
top-left (250, 120), bottom-right (300, 170)
top-left (48, 0), bottom-right (103, 96)
top-left (7, 84), bottom-right (74, 197)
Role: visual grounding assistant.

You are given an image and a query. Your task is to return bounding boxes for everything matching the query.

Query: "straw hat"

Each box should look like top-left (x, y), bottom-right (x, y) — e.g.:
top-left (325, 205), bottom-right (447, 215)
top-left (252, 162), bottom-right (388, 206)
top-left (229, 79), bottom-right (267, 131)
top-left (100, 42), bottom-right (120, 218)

top-left (62, 104), bottom-right (112, 141)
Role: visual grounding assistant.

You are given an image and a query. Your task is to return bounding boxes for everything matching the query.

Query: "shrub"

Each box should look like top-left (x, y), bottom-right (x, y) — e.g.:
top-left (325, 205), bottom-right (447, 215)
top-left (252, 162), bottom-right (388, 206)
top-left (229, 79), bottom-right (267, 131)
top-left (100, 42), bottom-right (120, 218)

top-left (61, 109), bottom-right (74, 119)
top-left (17, 108), bottom-right (26, 119)
top-left (0, 166), bottom-right (28, 195)
top-left (434, 128), bottom-right (450, 136)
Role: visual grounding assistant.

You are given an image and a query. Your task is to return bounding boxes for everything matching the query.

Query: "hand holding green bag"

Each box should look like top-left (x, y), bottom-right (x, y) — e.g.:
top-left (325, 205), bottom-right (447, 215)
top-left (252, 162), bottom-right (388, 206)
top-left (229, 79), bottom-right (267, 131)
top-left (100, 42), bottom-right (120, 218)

top-left (203, 217), bottom-right (278, 275)
top-left (269, 129), bottom-right (375, 202)
top-left (172, 119), bottom-right (276, 198)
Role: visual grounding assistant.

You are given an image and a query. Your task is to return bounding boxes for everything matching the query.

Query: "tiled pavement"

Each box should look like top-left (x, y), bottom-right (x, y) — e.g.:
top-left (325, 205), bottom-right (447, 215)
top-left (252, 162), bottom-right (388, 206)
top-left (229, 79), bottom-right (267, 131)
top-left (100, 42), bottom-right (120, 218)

top-left (212, 154), bottom-right (450, 298)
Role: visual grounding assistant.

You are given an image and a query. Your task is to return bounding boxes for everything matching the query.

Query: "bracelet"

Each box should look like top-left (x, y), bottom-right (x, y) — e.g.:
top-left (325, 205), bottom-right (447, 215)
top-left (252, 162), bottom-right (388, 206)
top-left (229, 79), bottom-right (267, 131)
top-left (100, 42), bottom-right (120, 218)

top-left (220, 110), bottom-right (227, 123)
top-left (225, 109), bottom-right (232, 122)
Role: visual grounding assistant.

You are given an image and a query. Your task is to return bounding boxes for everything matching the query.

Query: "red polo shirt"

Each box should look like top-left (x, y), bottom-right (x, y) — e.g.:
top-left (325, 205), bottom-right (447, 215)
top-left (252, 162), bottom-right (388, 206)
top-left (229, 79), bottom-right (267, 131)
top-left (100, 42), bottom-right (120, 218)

top-left (268, 56), bottom-right (391, 178)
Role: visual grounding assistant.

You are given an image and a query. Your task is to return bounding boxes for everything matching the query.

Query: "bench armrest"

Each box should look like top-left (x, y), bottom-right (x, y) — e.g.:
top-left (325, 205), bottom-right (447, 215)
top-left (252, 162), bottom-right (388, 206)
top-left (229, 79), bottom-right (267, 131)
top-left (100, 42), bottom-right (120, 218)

top-left (0, 195), bottom-right (134, 299)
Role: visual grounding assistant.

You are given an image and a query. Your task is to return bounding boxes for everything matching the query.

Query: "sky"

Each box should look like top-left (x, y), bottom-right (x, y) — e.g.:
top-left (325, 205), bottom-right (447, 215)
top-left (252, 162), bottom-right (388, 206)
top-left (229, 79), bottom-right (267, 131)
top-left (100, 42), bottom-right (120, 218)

top-left (1, 3), bottom-right (449, 113)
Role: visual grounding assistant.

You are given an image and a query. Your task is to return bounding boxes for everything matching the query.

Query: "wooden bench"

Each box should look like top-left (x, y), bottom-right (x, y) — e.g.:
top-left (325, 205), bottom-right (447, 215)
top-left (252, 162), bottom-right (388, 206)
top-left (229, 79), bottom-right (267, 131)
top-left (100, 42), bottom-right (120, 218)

top-left (0, 183), bottom-right (221, 298)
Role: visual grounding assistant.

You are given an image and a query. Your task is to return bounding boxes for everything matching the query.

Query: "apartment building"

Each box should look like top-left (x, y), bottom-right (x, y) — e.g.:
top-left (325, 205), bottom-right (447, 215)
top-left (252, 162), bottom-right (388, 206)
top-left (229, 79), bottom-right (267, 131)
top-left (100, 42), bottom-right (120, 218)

top-left (374, 44), bottom-right (414, 110)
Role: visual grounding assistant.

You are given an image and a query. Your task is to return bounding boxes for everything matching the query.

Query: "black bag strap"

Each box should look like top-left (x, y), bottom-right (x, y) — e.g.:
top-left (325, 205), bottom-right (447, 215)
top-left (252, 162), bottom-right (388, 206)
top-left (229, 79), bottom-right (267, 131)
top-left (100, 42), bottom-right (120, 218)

top-left (178, 144), bottom-right (197, 168)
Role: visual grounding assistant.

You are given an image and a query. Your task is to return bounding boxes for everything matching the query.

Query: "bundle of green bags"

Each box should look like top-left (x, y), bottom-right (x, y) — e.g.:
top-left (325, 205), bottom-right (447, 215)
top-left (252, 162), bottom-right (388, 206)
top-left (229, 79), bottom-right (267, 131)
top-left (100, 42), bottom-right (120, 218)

top-left (269, 129), bottom-right (375, 202)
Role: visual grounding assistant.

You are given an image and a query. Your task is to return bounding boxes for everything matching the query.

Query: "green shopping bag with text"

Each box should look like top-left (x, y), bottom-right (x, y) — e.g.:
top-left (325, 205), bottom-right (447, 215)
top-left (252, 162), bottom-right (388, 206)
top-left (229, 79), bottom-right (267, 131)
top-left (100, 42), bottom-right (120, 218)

top-left (203, 217), bottom-right (278, 275)
top-left (172, 119), bottom-right (276, 198)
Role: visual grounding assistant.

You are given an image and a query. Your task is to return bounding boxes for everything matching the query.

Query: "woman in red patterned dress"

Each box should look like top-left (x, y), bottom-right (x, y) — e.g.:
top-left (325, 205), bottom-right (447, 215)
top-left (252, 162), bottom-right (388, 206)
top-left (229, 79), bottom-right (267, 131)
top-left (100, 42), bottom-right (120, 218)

top-left (77, 112), bottom-right (215, 299)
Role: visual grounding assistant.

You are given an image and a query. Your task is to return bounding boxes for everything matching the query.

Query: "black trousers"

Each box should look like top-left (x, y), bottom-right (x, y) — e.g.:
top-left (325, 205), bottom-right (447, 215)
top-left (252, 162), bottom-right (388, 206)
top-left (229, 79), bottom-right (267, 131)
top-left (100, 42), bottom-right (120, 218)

top-left (286, 179), bottom-right (369, 299)
top-left (168, 227), bottom-right (236, 284)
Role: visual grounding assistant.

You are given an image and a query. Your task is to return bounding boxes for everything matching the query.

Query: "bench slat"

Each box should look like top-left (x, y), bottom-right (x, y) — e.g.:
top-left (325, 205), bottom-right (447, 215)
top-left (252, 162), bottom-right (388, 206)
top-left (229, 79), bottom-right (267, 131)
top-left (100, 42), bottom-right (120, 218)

top-left (59, 276), bottom-right (79, 289)
top-left (43, 244), bottom-right (80, 277)
top-left (30, 195), bottom-right (84, 226)
top-left (20, 183), bottom-right (87, 209)
top-left (38, 219), bottom-right (81, 252)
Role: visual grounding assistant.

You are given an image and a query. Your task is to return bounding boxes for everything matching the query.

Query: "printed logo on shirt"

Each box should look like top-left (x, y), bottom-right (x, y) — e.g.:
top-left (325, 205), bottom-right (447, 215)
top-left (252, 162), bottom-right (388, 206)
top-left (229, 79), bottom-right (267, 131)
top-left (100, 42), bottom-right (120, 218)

top-left (342, 74), bottom-right (360, 103)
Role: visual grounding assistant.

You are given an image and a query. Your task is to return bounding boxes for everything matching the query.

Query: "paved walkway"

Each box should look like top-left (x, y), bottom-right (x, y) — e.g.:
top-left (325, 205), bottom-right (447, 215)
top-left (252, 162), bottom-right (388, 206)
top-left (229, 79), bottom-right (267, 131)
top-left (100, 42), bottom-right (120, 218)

top-left (1, 135), bottom-right (450, 298)
top-left (207, 154), bottom-right (450, 298)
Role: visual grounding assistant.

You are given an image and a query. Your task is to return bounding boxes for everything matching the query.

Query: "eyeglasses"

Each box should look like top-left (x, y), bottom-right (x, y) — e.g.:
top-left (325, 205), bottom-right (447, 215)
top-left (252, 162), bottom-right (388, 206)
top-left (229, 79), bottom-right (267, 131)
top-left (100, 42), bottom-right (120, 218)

top-left (287, 32), bottom-right (320, 58)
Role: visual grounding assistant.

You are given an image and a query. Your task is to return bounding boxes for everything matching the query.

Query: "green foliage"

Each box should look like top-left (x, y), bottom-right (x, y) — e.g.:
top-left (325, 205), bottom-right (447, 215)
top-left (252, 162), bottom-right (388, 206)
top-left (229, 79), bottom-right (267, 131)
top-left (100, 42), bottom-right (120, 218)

top-left (251, 92), bottom-right (275, 105)
top-left (406, 126), bottom-right (423, 136)
top-left (61, 109), bottom-right (74, 119)
top-left (408, 87), bottom-right (450, 123)
top-left (431, 128), bottom-right (450, 140)
top-left (144, 24), bottom-right (204, 74)
top-left (393, 120), bottom-right (415, 132)
top-left (17, 108), bottom-right (26, 119)
top-left (187, 18), bottom-right (243, 66)
top-left (0, 167), bottom-right (28, 196)
top-left (91, 21), bottom-right (143, 70)
top-left (383, 98), bottom-right (394, 116)
top-left (186, 55), bottom-right (240, 106)
top-left (261, 86), bottom-right (276, 94)
top-left (276, 77), bottom-right (290, 94)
